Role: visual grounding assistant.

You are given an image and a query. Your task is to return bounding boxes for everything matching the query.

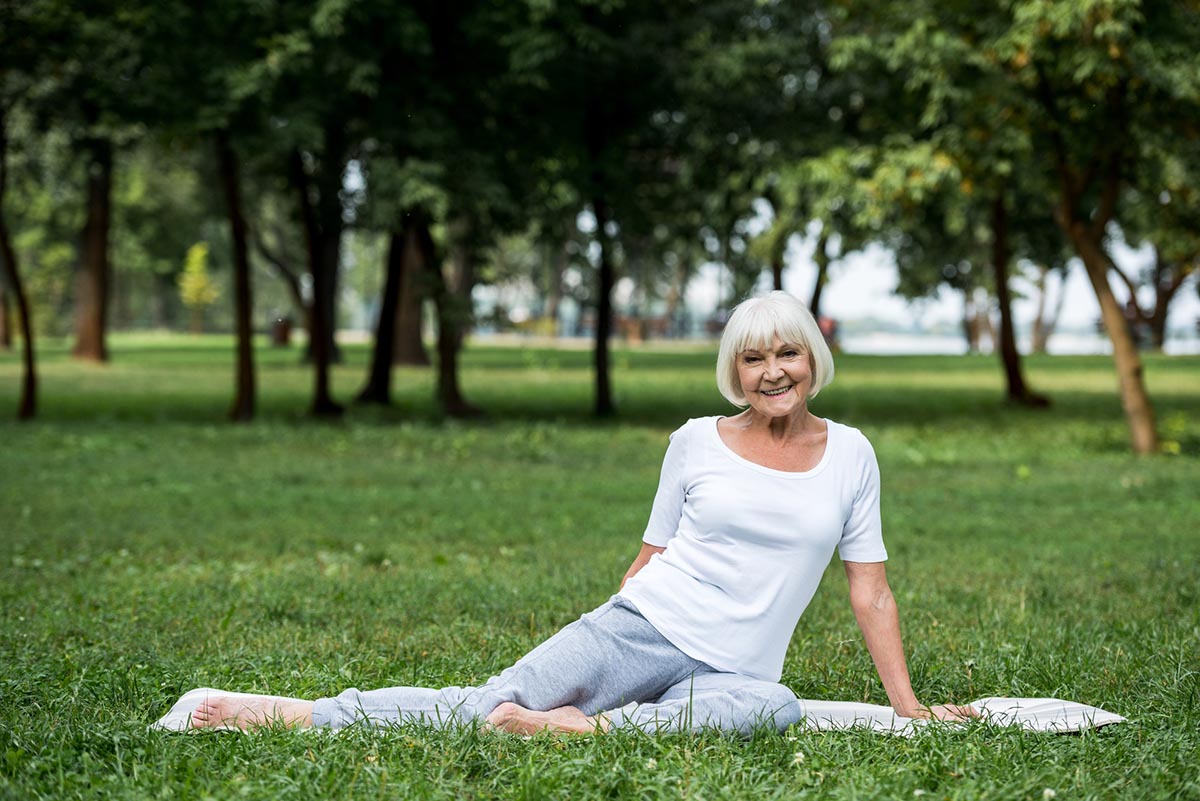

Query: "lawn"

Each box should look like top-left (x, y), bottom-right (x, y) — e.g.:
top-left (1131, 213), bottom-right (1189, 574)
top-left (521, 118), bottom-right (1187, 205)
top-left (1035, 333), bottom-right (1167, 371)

top-left (1, 334), bottom-right (1198, 800)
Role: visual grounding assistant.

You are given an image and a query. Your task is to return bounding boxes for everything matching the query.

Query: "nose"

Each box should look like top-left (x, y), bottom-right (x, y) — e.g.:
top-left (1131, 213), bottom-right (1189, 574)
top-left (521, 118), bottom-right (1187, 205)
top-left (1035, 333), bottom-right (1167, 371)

top-left (763, 357), bottom-right (784, 380)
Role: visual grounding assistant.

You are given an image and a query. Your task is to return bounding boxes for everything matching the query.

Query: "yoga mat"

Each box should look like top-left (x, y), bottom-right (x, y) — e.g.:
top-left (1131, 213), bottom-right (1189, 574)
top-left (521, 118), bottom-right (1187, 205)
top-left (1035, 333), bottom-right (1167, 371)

top-left (797, 696), bottom-right (1126, 735)
top-left (151, 689), bottom-right (1126, 734)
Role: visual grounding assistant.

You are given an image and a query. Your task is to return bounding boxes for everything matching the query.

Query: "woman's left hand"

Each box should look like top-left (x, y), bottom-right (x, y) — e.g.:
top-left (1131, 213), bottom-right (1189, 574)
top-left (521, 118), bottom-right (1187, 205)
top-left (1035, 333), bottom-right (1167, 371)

top-left (902, 703), bottom-right (979, 721)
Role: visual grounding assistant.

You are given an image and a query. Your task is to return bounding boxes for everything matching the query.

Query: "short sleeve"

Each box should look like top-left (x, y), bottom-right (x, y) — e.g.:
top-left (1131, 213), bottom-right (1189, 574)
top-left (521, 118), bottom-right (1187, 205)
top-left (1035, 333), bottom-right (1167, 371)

top-left (837, 433), bottom-right (888, 562)
top-left (641, 420), bottom-right (692, 546)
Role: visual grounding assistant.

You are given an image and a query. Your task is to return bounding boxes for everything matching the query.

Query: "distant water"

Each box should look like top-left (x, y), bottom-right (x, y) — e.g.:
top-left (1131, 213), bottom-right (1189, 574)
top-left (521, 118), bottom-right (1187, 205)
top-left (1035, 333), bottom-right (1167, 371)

top-left (840, 332), bottom-right (1200, 356)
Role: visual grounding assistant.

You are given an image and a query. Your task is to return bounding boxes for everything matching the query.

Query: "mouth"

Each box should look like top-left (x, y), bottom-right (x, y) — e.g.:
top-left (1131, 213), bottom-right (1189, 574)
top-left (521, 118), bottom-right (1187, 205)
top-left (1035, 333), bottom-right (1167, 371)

top-left (761, 386), bottom-right (792, 397)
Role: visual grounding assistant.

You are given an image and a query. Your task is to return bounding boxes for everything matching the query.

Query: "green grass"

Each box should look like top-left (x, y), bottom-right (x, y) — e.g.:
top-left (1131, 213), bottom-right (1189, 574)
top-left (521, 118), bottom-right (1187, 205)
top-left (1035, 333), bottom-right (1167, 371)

top-left (1, 334), bottom-right (1199, 800)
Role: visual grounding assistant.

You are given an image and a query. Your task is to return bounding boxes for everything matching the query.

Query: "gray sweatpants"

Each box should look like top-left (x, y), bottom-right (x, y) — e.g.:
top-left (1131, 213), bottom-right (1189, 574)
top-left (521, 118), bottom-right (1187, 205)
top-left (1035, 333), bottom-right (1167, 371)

top-left (311, 596), bottom-right (803, 734)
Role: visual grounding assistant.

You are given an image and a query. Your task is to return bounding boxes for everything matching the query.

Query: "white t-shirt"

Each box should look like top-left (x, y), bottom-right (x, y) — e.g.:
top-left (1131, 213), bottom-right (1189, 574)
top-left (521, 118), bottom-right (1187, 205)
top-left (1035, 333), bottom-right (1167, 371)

top-left (618, 416), bottom-right (888, 682)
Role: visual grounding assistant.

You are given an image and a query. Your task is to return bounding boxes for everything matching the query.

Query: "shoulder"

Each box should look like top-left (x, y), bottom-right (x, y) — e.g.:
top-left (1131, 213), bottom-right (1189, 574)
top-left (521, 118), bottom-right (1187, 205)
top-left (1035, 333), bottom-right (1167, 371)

top-left (669, 415), bottom-right (720, 443)
top-left (825, 419), bottom-right (878, 463)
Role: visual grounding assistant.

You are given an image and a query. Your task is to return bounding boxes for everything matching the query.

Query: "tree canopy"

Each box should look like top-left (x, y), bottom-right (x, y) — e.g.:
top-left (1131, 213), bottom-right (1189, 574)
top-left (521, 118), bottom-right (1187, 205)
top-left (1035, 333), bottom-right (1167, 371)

top-left (2, 0), bottom-right (1197, 448)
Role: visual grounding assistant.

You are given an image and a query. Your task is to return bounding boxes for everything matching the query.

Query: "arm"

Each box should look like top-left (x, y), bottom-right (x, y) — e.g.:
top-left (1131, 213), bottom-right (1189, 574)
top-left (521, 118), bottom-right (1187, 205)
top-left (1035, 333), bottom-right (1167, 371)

top-left (620, 543), bottom-right (665, 590)
top-left (623, 422), bottom-right (689, 590)
top-left (844, 560), bottom-right (976, 721)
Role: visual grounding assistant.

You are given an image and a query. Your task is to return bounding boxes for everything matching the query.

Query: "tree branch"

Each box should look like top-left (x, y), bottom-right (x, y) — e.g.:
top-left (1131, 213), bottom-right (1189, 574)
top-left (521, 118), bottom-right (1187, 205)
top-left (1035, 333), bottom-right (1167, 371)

top-left (1110, 260), bottom-right (1143, 320)
top-left (1033, 65), bottom-right (1080, 223)
top-left (1090, 82), bottom-right (1128, 239)
top-left (253, 230), bottom-right (301, 290)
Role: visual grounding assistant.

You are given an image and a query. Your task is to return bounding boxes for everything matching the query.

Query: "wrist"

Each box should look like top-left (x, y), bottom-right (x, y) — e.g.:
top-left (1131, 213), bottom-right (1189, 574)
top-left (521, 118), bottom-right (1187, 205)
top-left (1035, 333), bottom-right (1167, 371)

top-left (892, 697), bottom-right (924, 718)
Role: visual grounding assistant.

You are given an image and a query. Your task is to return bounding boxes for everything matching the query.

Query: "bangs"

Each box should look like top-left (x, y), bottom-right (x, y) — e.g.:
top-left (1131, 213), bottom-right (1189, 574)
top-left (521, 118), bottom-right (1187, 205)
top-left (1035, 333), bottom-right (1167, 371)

top-left (731, 309), bottom-right (812, 355)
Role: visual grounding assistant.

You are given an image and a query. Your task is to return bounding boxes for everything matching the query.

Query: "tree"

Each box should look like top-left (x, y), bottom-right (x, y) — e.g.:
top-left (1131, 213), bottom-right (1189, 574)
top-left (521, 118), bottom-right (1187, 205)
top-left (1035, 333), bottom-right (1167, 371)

top-left (999, 0), bottom-right (1200, 451)
top-left (0, 109), bottom-right (36, 419)
top-left (859, 0), bottom-right (1200, 444)
top-left (254, 0), bottom-right (399, 417)
top-left (177, 243), bottom-right (218, 333)
top-left (1116, 143), bottom-right (1200, 350)
top-left (0, 1), bottom-right (47, 419)
top-left (24, 1), bottom-right (153, 362)
top-left (504, 0), bottom-right (703, 417)
top-left (147, 0), bottom-right (273, 421)
top-left (827, 4), bottom-right (1051, 406)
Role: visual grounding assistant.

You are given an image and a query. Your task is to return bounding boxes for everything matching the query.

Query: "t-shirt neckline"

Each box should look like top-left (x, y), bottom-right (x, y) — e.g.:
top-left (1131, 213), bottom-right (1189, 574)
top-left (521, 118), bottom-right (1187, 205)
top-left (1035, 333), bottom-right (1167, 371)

top-left (711, 416), bottom-right (834, 479)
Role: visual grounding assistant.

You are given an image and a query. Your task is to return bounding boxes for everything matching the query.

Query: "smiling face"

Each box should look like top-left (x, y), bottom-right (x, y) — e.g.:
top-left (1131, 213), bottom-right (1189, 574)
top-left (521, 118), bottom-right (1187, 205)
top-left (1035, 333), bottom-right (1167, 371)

top-left (736, 337), bottom-right (813, 419)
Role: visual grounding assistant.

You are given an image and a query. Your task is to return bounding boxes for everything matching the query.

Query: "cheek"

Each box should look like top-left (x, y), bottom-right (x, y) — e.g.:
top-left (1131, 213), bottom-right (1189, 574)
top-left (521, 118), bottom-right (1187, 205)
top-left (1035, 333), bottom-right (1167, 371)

top-left (737, 365), bottom-right (757, 385)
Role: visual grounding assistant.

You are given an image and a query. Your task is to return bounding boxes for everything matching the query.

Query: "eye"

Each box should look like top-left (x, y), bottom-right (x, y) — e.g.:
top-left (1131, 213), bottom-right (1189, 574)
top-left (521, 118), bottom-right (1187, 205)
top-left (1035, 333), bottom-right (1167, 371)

top-left (741, 354), bottom-right (762, 364)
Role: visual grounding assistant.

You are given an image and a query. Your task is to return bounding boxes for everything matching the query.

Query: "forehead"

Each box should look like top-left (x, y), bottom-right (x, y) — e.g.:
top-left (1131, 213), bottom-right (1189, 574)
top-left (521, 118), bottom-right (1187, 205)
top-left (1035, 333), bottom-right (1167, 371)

top-left (738, 335), bottom-right (805, 352)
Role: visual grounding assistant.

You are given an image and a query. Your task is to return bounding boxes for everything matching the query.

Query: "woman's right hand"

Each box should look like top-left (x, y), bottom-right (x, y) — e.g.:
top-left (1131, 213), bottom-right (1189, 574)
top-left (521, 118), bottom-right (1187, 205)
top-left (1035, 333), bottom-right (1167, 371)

top-left (904, 703), bottom-right (979, 721)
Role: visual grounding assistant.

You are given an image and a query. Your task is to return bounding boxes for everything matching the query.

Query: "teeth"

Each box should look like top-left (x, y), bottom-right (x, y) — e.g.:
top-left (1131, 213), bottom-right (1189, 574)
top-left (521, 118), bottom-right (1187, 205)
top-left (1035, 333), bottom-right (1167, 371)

top-left (763, 387), bottom-right (790, 396)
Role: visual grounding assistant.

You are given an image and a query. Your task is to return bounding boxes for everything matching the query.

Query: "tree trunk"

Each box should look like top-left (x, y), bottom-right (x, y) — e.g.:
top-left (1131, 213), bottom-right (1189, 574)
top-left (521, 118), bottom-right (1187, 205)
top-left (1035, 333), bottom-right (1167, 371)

top-left (0, 227), bottom-right (35, 420)
top-left (357, 229), bottom-right (406, 405)
top-left (771, 244), bottom-right (785, 291)
top-left (216, 129), bottom-right (256, 422)
top-left (0, 285), bottom-right (11, 349)
top-left (1065, 223), bottom-right (1158, 453)
top-left (448, 220), bottom-right (478, 352)
top-left (1146, 251), bottom-right (1192, 352)
top-left (1030, 264), bottom-right (1066, 355)
top-left (1148, 291), bottom-right (1169, 352)
top-left (0, 111), bottom-right (36, 419)
top-left (961, 291), bottom-right (978, 353)
top-left (977, 289), bottom-right (997, 352)
top-left (543, 237), bottom-right (567, 331)
top-left (392, 225), bottom-right (430, 365)
top-left (592, 194), bottom-right (616, 418)
top-left (664, 256), bottom-right (691, 338)
top-left (991, 195), bottom-right (1048, 407)
top-left (586, 92), bottom-right (616, 417)
top-left (72, 138), bottom-right (112, 362)
top-left (153, 272), bottom-right (175, 328)
top-left (323, 245), bottom-right (343, 365)
top-left (253, 232), bottom-right (313, 345)
top-left (289, 149), bottom-right (342, 418)
top-left (809, 231), bottom-right (830, 318)
top-left (421, 219), bottom-right (480, 418)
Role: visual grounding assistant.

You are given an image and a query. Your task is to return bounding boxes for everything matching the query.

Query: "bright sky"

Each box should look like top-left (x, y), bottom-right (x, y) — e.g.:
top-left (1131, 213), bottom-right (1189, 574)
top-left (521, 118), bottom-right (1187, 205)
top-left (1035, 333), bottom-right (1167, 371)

top-left (686, 228), bottom-right (1200, 337)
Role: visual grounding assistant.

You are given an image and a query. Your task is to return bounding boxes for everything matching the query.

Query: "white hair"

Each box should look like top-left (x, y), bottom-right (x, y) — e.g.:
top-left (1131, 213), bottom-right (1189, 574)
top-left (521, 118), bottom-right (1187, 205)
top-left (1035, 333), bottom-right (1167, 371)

top-left (715, 291), bottom-right (835, 407)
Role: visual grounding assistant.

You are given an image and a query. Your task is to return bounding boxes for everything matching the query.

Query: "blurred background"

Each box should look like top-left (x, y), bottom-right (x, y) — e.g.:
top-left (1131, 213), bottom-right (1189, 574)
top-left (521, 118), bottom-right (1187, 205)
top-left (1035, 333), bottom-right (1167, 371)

top-left (1, 0), bottom-right (1197, 441)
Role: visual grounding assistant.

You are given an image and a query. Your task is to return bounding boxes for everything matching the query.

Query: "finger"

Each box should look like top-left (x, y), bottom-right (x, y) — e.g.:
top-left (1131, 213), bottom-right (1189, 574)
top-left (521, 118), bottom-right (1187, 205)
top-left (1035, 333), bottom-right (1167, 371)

top-left (945, 705), bottom-right (977, 721)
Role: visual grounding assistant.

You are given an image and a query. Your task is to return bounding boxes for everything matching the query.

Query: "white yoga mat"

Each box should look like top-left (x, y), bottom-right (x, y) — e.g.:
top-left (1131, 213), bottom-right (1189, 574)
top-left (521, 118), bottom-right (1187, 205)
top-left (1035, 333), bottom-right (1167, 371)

top-left (797, 696), bottom-right (1127, 735)
top-left (151, 688), bottom-right (1127, 734)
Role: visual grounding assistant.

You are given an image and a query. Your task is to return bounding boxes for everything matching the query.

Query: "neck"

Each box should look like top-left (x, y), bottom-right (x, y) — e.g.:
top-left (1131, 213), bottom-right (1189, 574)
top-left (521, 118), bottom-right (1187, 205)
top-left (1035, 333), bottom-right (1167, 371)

top-left (740, 407), bottom-right (816, 438)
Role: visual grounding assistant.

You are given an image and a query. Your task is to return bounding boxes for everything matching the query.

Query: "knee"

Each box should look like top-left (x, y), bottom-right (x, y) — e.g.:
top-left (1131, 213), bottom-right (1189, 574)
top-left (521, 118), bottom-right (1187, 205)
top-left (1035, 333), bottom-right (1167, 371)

top-left (763, 683), bottom-right (800, 711)
top-left (742, 683), bottom-right (803, 731)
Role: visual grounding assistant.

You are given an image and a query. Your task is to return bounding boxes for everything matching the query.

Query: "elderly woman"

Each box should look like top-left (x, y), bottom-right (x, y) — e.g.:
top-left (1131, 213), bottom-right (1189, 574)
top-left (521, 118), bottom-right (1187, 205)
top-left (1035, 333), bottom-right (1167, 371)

top-left (184, 291), bottom-right (974, 734)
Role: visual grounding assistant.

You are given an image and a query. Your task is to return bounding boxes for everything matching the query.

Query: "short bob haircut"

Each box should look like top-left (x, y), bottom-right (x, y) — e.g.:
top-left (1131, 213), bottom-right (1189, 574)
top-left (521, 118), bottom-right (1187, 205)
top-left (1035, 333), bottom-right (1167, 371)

top-left (716, 290), bottom-right (835, 407)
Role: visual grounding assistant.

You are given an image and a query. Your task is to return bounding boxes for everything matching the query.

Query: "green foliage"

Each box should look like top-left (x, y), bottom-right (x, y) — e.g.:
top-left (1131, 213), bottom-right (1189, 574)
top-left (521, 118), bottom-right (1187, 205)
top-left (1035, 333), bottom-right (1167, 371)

top-left (0, 338), bottom-right (1198, 799)
top-left (177, 243), bottom-right (218, 332)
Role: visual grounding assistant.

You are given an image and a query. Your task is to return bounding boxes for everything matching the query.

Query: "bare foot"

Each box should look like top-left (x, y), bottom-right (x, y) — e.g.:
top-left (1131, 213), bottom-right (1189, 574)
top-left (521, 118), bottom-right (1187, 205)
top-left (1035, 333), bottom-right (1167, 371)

top-left (189, 693), bottom-right (314, 731)
top-left (485, 701), bottom-right (610, 735)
